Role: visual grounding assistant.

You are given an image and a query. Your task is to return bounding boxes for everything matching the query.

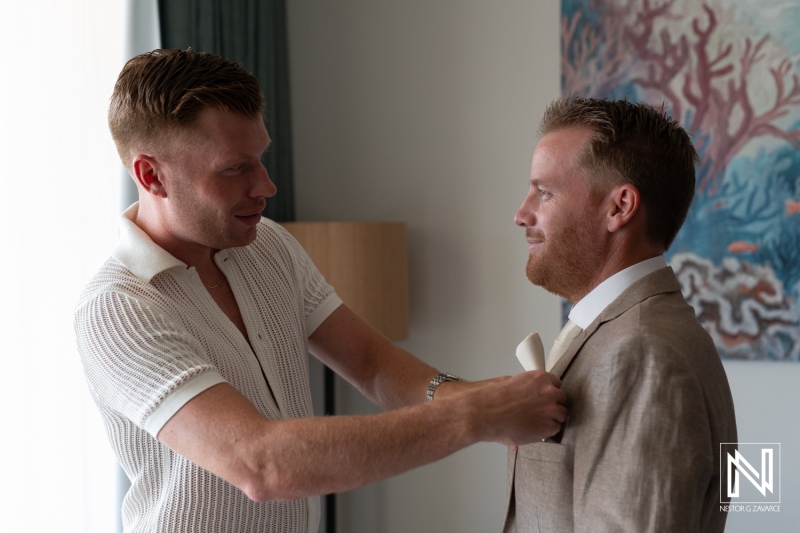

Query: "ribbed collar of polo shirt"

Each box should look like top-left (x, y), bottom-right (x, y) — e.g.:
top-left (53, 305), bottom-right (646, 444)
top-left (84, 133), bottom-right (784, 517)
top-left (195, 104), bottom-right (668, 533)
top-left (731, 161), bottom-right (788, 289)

top-left (568, 255), bottom-right (668, 329)
top-left (112, 202), bottom-right (187, 282)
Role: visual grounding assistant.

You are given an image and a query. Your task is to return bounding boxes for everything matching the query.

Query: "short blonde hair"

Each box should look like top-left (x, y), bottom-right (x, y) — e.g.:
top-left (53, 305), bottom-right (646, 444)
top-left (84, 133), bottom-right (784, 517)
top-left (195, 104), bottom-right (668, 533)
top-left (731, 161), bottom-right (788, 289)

top-left (108, 48), bottom-right (263, 169)
top-left (540, 96), bottom-right (699, 249)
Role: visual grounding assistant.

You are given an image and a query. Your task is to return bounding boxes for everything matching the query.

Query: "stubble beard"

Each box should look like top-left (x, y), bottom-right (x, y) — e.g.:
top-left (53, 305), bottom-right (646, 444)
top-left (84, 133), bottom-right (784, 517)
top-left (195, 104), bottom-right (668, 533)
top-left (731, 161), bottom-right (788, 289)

top-left (525, 224), bottom-right (603, 303)
top-left (172, 185), bottom-right (258, 251)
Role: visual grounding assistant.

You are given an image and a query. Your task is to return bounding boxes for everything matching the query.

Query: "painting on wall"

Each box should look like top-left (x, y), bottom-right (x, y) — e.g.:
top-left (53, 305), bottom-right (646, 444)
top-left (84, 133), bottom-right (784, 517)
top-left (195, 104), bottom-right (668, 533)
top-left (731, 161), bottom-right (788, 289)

top-left (561, 0), bottom-right (800, 360)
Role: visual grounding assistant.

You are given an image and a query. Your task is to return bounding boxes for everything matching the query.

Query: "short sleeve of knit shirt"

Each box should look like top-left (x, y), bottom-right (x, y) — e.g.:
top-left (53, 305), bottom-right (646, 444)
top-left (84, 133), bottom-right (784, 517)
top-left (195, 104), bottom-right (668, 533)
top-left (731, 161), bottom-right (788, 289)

top-left (75, 215), bottom-right (342, 438)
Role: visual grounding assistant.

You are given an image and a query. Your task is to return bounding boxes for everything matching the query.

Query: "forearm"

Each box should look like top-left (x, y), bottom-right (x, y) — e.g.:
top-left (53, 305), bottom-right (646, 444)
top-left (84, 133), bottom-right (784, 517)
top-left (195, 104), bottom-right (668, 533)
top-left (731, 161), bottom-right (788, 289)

top-left (160, 382), bottom-right (481, 502)
top-left (160, 371), bottom-right (566, 503)
top-left (249, 396), bottom-right (479, 500)
top-left (309, 305), bottom-right (441, 410)
top-left (363, 344), bottom-right (442, 408)
top-left (334, 341), bottom-right (483, 409)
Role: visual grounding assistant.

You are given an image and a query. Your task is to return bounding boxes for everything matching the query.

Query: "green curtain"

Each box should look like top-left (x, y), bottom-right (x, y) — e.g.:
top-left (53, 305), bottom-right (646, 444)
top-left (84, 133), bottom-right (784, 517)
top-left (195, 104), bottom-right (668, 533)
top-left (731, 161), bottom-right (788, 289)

top-left (158, 0), bottom-right (295, 222)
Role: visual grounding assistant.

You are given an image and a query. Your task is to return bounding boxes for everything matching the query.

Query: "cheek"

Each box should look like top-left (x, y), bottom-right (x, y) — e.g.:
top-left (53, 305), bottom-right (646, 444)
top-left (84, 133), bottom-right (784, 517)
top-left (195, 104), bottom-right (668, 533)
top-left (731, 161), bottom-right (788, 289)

top-left (197, 182), bottom-right (234, 205)
top-left (544, 209), bottom-right (581, 240)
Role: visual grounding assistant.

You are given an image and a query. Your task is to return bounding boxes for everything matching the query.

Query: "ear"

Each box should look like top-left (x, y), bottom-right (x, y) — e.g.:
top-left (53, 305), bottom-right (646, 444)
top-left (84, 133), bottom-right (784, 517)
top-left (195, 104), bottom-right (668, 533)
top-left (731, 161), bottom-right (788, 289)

top-left (606, 184), bottom-right (640, 233)
top-left (132, 154), bottom-right (167, 198)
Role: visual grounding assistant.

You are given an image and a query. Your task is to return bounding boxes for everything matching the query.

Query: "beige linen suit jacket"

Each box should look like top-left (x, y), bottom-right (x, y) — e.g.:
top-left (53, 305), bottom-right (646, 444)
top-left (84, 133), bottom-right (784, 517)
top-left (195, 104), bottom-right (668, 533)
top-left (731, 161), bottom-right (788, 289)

top-left (503, 267), bottom-right (737, 533)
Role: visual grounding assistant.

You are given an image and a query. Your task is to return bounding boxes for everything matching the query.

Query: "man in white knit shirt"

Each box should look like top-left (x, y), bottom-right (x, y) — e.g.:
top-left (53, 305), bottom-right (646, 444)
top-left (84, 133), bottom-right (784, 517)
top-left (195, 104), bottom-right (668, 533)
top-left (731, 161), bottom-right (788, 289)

top-left (74, 48), bottom-right (567, 533)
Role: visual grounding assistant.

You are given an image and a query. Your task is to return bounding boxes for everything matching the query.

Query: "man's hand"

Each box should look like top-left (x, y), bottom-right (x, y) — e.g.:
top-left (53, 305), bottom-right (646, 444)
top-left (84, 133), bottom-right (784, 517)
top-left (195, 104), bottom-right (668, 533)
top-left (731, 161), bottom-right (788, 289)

top-left (455, 371), bottom-right (568, 445)
top-left (158, 303), bottom-right (569, 501)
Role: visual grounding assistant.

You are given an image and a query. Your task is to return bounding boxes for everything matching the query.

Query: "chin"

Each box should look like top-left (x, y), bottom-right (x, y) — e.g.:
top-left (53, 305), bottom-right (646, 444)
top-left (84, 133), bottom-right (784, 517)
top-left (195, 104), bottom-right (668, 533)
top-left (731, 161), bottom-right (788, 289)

top-left (211, 228), bottom-right (258, 250)
top-left (237, 226), bottom-right (260, 247)
top-left (525, 256), bottom-right (545, 285)
top-left (526, 261), bottom-right (568, 299)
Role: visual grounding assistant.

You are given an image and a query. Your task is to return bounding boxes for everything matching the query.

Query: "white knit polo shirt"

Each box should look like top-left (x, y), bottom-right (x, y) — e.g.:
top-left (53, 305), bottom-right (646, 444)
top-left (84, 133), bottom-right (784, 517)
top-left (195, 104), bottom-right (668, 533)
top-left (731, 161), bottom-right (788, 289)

top-left (75, 203), bottom-right (342, 533)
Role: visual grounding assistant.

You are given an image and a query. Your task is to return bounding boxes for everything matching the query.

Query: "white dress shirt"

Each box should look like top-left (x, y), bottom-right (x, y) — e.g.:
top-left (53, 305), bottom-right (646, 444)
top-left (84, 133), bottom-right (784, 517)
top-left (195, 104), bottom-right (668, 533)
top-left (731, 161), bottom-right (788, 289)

top-left (568, 256), bottom-right (668, 329)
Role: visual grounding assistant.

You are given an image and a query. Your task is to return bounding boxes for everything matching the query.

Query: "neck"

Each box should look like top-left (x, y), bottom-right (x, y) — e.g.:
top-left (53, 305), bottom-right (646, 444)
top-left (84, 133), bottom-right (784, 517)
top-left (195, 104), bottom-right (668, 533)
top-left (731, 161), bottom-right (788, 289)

top-left (134, 200), bottom-right (219, 272)
top-left (569, 239), bottom-right (664, 304)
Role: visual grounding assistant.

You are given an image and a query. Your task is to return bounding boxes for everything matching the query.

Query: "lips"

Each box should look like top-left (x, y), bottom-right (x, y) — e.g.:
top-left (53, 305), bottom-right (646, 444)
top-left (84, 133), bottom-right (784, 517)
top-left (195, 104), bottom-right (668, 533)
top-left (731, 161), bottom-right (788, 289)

top-left (236, 213), bottom-right (262, 227)
top-left (236, 206), bottom-right (265, 227)
top-left (525, 230), bottom-right (544, 251)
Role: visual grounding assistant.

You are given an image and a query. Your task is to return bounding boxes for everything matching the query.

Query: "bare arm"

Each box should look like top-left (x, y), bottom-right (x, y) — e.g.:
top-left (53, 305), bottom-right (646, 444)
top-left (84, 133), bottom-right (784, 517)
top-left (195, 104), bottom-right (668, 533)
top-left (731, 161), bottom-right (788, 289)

top-left (307, 305), bottom-right (441, 408)
top-left (158, 304), bottom-right (567, 502)
top-left (159, 368), bottom-right (566, 502)
top-left (308, 304), bottom-right (521, 404)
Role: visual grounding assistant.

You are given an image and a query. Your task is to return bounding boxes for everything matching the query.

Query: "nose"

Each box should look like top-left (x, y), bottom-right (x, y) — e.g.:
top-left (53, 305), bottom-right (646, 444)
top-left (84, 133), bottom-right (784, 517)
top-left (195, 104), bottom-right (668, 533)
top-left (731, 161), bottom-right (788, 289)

top-left (514, 195), bottom-right (535, 227)
top-left (254, 163), bottom-right (277, 198)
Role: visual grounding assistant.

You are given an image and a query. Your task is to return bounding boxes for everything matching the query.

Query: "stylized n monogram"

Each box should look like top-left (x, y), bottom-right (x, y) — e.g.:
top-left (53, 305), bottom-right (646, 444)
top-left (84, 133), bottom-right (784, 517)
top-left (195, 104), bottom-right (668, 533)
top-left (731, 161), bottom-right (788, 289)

top-left (727, 448), bottom-right (773, 497)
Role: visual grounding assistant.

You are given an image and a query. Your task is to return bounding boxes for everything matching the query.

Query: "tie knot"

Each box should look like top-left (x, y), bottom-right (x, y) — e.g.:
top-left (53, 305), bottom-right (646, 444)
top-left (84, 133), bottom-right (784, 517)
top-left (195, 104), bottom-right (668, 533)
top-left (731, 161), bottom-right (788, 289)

top-left (556, 320), bottom-right (582, 343)
top-left (546, 320), bottom-right (582, 371)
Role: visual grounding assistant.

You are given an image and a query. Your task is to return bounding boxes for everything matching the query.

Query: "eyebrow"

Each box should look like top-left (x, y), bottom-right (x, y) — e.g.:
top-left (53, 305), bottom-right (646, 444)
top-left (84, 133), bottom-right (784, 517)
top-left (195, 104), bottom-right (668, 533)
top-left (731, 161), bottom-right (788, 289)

top-left (219, 148), bottom-right (270, 169)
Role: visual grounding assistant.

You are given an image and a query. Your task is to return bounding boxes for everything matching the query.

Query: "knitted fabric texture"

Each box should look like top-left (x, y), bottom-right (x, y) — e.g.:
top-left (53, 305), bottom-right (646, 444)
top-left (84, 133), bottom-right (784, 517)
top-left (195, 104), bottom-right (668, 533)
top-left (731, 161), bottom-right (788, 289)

top-left (75, 211), bottom-right (341, 533)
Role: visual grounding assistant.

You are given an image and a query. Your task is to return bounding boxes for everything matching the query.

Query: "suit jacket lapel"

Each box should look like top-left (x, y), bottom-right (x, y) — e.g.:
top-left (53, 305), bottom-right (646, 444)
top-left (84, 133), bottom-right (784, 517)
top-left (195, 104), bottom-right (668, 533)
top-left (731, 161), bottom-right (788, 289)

top-left (503, 446), bottom-right (519, 531)
top-left (550, 267), bottom-right (682, 379)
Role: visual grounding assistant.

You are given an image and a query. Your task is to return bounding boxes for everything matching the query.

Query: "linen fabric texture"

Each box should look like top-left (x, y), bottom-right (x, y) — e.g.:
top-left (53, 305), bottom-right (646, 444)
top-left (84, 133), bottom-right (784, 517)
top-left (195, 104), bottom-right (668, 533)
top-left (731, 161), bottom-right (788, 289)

top-left (503, 267), bottom-right (737, 533)
top-left (75, 204), bottom-right (342, 533)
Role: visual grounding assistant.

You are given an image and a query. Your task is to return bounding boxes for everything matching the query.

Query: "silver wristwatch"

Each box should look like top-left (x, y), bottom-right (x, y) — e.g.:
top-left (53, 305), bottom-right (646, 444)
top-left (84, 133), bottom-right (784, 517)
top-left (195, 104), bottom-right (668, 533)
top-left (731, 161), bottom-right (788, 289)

top-left (426, 372), bottom-right (467, 402)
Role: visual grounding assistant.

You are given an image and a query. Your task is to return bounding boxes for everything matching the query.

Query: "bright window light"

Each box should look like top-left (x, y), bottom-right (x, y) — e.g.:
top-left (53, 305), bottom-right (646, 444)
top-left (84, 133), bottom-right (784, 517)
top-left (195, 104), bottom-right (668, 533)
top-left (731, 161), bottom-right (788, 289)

top-left (0, 2), bottom-right (127, 531)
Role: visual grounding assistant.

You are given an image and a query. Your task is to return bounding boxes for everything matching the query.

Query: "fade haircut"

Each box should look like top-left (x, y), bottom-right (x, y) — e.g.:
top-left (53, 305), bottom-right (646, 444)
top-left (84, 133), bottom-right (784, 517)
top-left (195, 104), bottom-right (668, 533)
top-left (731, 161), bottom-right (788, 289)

top-left (108, 48), bottom-right (264, 171)
top-left (539, 96), bottom-right (699, 250)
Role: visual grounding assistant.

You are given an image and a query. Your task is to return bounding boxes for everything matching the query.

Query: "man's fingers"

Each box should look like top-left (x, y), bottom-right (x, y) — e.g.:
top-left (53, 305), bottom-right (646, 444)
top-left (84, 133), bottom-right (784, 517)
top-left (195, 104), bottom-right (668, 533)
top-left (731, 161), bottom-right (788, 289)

top-left (475, 369), bottom-right (570, 445)
top-left (546, 373), bottom-right (562, 388)
top-left (552, 404), bottom-right (568, 424)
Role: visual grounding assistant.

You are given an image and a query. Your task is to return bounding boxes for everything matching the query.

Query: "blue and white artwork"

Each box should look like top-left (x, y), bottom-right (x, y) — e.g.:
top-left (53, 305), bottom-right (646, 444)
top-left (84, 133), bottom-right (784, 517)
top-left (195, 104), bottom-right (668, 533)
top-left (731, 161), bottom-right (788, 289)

top-left (561, 0), bottom-right (800, 360)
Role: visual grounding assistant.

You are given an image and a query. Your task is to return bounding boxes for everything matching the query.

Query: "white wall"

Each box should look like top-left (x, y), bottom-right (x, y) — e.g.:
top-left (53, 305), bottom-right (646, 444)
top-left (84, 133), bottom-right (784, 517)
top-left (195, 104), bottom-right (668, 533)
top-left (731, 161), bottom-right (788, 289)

top-left (287, 2), bottom-right (799, 532)
top-left (721, 363), bottom-right (799, 532)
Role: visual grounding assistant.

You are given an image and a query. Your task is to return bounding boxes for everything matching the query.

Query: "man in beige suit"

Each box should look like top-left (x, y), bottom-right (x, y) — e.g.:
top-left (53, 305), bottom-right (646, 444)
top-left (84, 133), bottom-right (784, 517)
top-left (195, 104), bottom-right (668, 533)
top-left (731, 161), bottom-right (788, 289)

top-left (505, 96), bottom-right (737, 532)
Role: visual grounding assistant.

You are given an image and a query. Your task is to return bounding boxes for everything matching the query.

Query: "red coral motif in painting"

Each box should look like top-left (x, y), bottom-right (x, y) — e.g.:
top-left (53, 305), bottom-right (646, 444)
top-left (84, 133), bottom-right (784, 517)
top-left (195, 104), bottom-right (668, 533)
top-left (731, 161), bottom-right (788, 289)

top-left (561, 0), bottom-right (800, 360)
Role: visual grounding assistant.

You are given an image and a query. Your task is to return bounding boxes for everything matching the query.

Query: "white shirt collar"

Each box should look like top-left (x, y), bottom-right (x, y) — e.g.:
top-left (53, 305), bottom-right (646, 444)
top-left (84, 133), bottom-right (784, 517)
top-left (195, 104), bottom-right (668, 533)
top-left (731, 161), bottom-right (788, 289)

top-left (568, 255), bottom-right (667, 329)
top-left (112, 203), bottom-right (187, 282)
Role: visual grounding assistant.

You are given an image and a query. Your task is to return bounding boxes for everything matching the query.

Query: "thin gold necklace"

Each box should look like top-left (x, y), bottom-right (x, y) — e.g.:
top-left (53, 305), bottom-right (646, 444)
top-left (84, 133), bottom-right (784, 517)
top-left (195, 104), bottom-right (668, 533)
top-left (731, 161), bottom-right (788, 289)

top-left (204, 275), bottom-right (225, 289)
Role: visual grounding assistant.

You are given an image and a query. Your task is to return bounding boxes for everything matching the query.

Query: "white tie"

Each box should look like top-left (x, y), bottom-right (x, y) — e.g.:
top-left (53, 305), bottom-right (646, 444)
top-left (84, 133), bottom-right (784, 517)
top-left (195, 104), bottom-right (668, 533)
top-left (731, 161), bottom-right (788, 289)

top-left (546, 320), bottom-right (582, 371)
top-left (516, 331), bottom-right (545, 371)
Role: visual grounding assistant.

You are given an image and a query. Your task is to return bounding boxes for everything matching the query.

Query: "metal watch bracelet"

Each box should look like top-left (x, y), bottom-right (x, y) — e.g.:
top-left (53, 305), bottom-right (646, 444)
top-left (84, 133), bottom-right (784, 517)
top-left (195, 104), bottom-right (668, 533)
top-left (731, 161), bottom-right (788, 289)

top-left (426, 372), bottom-right (467, 402)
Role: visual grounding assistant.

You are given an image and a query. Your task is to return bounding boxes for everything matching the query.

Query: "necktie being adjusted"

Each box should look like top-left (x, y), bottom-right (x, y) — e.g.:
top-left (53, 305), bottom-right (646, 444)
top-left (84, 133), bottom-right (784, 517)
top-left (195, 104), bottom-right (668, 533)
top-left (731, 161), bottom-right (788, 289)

top-left (546, 319), bottom-right (582, 371)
